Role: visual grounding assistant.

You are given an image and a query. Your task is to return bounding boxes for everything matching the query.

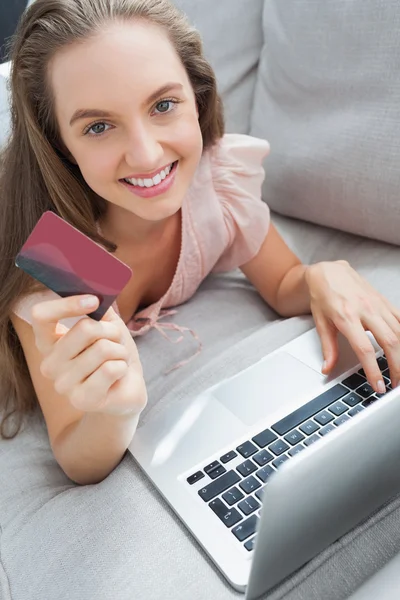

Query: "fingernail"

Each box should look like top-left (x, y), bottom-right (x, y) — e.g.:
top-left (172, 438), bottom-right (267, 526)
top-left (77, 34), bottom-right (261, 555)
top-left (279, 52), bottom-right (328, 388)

top-left (377, 379), bottom-right (386, 394)
top-left (322, 361), bottom-right (328, 372)
top-left (80, 295), bottom-right (98, 308)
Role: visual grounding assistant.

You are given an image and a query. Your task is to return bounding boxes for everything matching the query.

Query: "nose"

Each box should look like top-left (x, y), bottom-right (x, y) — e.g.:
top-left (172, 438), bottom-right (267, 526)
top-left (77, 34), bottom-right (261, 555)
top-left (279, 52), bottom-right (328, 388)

top-left (124, 120), bottom-right (164, 173)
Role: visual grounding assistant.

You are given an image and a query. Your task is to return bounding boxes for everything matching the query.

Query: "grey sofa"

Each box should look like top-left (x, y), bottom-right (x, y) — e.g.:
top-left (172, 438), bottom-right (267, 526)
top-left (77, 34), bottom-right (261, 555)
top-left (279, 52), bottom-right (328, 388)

top-left (2, 1), bottom-right (400, 599)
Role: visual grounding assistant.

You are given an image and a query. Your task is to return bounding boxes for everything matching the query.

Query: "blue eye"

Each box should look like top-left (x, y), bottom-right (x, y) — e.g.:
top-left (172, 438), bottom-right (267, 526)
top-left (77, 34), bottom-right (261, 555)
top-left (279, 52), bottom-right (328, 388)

top-left (153, 99), bottom-right (177, 115)
top-left (84, 122), bottom-right (112, 136)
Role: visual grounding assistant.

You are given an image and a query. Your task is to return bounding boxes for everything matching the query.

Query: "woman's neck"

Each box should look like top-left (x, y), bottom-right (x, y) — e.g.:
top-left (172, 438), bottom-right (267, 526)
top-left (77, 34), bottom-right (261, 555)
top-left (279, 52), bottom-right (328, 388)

top-left (99, 204), bottom-right (175, 247)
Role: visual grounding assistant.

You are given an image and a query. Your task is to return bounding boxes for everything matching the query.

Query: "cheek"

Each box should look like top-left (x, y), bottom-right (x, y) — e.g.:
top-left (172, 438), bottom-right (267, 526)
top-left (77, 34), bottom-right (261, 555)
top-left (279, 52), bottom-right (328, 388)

top-left (170, 113), bottom-right (203, 160)
top-left (74, 145), bottom-right (119, 186)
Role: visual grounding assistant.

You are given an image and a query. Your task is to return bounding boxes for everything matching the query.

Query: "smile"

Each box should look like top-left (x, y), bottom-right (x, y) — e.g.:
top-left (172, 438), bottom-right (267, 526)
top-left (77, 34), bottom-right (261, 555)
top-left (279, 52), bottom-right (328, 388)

top-left (122, 161), bottom-right (177, 188)
top-left (120, 161), bottom-right (178, 198)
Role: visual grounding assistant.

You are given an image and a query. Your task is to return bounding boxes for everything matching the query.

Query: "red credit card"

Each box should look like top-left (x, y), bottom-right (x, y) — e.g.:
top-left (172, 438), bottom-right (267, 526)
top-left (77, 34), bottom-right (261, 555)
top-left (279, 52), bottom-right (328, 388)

top-left (15, 211), bottom-right (132, 320)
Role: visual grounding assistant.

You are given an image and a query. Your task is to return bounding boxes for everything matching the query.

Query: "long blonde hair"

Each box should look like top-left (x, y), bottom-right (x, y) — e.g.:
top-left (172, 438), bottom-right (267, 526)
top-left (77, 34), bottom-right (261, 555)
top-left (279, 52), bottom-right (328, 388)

top-left (0, 0), bottom-right (224, 438)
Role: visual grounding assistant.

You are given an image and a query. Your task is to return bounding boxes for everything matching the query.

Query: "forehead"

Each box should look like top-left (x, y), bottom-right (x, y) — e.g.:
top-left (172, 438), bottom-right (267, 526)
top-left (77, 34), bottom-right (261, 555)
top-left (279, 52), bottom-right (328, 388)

top-left (49, 20), bottom-right (191, 118)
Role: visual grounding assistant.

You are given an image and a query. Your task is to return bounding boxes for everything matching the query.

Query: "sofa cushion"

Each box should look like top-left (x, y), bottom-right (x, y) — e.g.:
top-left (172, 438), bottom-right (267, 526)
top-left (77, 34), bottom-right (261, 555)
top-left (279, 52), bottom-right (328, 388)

top-left (251, 0), bottom-right (400, 246)
top-left (2, 214), bottom-right (400, 600)
top-left (0, 70), bottom-right (10, 148)
top-left (175, 0), bottom-right (264, 134)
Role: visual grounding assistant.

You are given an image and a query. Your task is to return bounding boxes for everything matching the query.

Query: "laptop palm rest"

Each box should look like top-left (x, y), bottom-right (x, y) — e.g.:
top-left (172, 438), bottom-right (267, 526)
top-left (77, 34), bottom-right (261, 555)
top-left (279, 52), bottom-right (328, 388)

top-left (214, 352), bottom-right (324, 426)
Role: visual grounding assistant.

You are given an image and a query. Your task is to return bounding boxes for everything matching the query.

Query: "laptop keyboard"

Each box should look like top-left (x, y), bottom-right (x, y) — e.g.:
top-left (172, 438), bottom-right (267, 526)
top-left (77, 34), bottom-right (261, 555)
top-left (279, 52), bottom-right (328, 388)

top-left (186, 356), bottom-right (391, 553)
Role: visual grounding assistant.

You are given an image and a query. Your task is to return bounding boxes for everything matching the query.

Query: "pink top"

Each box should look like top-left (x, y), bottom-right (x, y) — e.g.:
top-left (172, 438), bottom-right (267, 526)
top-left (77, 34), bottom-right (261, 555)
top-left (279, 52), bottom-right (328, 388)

top-left (12, 134), bottom-right (270, 368)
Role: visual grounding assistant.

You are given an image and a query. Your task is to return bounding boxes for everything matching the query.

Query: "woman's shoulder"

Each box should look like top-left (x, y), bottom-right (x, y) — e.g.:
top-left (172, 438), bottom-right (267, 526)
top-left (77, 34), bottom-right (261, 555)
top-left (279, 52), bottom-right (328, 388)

top-left (183, 134), bottom-right (271, 274)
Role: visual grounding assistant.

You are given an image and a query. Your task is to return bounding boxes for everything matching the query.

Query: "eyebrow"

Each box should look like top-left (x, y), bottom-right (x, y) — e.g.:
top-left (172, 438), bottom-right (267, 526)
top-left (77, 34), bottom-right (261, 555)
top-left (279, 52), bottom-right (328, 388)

top-left (69, 82), bottom-right (184, 126)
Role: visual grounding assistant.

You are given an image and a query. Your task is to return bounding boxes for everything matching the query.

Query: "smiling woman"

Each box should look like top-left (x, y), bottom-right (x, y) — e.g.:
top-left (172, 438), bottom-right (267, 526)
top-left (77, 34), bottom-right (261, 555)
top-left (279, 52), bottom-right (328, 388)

top-left (51, 19), bottom-right (203, 225)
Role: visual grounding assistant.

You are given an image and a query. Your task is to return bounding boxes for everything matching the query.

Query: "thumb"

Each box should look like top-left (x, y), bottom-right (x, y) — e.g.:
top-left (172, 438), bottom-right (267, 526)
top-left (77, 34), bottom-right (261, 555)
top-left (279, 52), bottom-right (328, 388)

top-left (315, 315), bottom-right (339, 374)
top-left (100, 304), bottom-right (121, 322)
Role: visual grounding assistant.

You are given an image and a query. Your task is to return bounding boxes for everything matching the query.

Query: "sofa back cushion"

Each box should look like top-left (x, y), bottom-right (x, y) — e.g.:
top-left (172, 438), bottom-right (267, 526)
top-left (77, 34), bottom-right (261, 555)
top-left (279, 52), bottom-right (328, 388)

top-left (175, 0), bottom-right (264, 133)
top-left (251, 0), bottom-right (400, 246)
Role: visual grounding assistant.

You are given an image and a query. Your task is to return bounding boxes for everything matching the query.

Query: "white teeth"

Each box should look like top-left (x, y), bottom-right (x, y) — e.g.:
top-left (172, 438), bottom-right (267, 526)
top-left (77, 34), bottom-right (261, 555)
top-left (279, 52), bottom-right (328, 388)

top-left (124, 162), bottom-right (175, 187)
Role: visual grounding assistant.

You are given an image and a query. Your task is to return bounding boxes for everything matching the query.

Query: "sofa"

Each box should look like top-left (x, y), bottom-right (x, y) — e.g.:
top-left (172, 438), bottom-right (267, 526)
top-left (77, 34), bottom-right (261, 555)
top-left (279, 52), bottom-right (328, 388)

top-left (2, 1), bottom-right (400, 598)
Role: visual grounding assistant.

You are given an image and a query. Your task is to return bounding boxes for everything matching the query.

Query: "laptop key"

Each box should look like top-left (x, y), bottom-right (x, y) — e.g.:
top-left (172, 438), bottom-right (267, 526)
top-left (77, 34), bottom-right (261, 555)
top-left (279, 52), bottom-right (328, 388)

top-left (329, 401), bottom-right (348, 416)
top-left (268, 439), bottom-right (290, 456)
top-left (198, 470), bottom-right (241, 502)
top-left (342, 392), bottom-right (363, 407)
top-left (209, 498), bottom-right (242, 528)
top-left (272, 455), bottom-right (289, 469)
top-left (256, 465), bottom-right (275, 483)
top-left (272, 384), bottom-right (348, 436)
top-left (238, 496), bottom-right (260, 516)
top-left (236, 441), bottom-right (258, 458)
top-left (237, 459), bottom-right (257, 477)
top-left (187, 471), bottom-right (205, 485)
top-left (288, 443), bottom-right (305, 457)
top-left (382, 368), bottom-right (390, 379)
top-left (358, 368), bottom-right (366, 377)
top-left (342, 373), bottom-right (365, 390)
top-left (299, 420), bottom-right (319, 435)
top-left (284, 429), bottom-right (305, 445)
top-left (244, 537), bottom-right (256, 551)
top-left (356, 383), bottom-right (374, 398)
top-left (304, 433), bottom-right (321, 447)
top-left (232, 514), bottom-right (259, 542)
top-left (319, 424), bottom-right (336, 436)
top-left (222, 487), bottom-right (244, 506)
top-left (220, 450), bottom-right (237, 464)
top-left (252, 428), bottom-right (278, 448)
top-left (362, 397), bottom-right (377, 408)
top-left (348, 405), bottom-right (365, 417)
top-left (239, 475), bottom-right (261, 494)
top-left (208, 465), bottom-right (227, 480)
top-left (334, 414), bottom-right (350, 427)
top-left (204, 461), bottom-right (220, 474)
top-left (253, 449), bottom-right (274, 466)
top-left (377, 356), bottom-right (388, 371)
top-left (314, 410), bottom-right (334, 425)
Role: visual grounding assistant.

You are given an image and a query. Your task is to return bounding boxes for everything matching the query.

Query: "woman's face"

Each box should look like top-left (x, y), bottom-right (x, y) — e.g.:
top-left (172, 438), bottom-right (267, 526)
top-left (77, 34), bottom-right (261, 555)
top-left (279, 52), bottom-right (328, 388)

top-left (50, 20), bottom-right (203, 224)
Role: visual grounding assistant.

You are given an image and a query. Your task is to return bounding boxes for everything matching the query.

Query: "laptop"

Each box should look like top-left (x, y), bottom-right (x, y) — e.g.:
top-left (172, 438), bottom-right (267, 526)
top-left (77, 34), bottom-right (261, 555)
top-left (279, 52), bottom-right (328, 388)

top-left (129, 327), bottom-right (400, 599)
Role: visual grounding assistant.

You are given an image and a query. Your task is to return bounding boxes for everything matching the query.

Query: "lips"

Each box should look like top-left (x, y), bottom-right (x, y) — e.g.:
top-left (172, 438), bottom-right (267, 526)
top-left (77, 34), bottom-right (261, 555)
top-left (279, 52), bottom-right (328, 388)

top-left (120, 160), bottom-right (178, 198)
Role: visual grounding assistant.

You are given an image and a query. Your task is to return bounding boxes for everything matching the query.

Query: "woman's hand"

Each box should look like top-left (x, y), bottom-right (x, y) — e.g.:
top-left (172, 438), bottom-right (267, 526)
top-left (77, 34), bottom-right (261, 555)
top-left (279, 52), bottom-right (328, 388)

top-left (31, 294), bottom-right (147, 416)
top-left (305, 260), bottom-right (400, 392)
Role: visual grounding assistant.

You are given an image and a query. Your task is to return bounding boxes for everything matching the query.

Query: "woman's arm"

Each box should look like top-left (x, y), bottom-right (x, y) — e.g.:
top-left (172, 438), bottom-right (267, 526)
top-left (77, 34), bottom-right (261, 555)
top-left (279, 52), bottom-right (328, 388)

top-left (241, 223), bottom-right (311, 317)
top-left (241, 223), bottom-right (400, 393)
top-left (10, 297), bottom-right (146, 485)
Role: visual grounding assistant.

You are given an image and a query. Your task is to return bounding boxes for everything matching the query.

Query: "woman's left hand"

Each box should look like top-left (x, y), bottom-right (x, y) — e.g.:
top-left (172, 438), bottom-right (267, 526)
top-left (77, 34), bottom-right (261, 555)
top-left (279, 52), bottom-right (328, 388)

top-left (305, 260), bottom-right (400, 393)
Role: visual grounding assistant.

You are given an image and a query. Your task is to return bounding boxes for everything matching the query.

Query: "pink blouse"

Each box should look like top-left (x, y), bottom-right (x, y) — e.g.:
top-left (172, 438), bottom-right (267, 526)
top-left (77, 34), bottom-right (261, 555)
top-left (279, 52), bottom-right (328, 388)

top-left (12, 134), bottom-right (271, 368)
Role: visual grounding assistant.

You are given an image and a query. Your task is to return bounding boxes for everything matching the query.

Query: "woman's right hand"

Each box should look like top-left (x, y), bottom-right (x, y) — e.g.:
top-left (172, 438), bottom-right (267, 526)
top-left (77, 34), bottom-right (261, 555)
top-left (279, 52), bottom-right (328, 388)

top-left (30, 294), bottom-right (147, 416)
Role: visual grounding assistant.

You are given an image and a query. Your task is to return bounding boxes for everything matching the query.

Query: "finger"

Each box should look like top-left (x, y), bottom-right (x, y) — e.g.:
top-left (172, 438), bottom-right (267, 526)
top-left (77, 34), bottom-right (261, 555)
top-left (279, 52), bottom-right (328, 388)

top-left (40, 318), bottom-right (123, 380)
top-left (314, 314), bottom-right (339, 373)
top-left (53, 340), bottom-right (129, 397)
top-left (100, 305), bottom-right (121, 323)
top-left (52, 317), bottom-right (123, 363)
top-left (69, 360), bottom-right (128, 412)
top-left (31, 295), bottom-right (99, 355)
top-left (381, 298), bottom-right (400, 324)
top-left (335, 317), bottom-right (383, 393)
top-left (370, 311), bottom-right (400, 388)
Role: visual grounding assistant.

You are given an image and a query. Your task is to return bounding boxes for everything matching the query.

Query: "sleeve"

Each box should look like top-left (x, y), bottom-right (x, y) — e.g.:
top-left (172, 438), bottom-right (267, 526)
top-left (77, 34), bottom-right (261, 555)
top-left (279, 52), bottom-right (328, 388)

top-left (210, 134), bottom-right (271, 273)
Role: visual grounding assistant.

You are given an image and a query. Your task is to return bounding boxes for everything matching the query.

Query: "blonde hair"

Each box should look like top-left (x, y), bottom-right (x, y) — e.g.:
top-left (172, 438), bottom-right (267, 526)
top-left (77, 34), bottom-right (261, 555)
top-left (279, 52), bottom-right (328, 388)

top-left (0, 0), bottom-right (224, 438)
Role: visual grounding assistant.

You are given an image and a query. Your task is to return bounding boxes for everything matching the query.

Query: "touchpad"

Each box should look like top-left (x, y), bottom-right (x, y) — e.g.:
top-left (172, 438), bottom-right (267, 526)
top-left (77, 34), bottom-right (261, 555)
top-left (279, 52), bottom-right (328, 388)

top-left (214, 352), bottom-right (325, 426)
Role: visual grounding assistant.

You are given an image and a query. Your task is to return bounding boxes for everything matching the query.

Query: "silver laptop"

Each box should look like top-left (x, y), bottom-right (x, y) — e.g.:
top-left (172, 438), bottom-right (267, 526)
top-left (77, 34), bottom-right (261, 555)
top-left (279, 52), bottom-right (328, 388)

top-left (129, 327), bottom-right (400, 599)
